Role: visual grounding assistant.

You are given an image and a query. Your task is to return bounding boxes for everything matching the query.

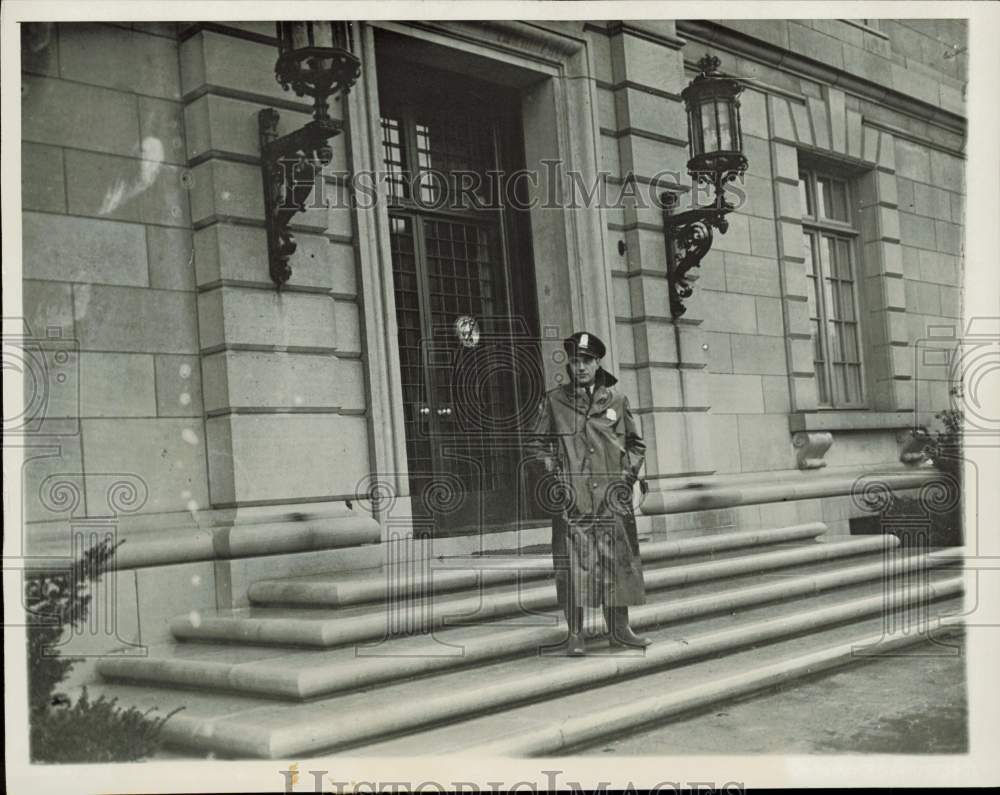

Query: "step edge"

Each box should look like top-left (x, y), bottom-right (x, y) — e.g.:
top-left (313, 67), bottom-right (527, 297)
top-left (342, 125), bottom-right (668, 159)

top-left (173, 535), bottom-right (902, 641)
top-left (245, 522), bottom-right (829, 606)
top-left (99, 551), bottom-right (956, 698)
top-left (145, 577), bottom-right (964, 758)
top-left (260, 577), bottom-right (965, 757)
top-left (464, 617), bottom-right (968, 756)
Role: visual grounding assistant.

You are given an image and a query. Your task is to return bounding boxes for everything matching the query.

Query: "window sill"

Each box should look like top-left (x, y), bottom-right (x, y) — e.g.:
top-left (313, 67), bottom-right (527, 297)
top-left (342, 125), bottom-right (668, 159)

top-left (788, 410), bottom-right (916, 433)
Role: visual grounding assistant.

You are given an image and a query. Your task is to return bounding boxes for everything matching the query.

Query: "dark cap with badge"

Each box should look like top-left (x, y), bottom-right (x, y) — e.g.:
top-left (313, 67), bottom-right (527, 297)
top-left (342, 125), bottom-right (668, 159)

top-left (563, 331), bottom-right (607, 360)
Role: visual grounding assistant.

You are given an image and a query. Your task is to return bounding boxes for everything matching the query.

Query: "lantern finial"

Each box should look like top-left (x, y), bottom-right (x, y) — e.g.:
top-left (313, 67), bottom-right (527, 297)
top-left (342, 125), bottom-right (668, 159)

top-left (696, 54), bottom-right (721, 76)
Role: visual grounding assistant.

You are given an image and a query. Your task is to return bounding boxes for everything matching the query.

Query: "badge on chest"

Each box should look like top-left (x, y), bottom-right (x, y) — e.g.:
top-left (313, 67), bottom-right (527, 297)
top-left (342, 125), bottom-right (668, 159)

top-left (605, 407), bottom-right (617, 422)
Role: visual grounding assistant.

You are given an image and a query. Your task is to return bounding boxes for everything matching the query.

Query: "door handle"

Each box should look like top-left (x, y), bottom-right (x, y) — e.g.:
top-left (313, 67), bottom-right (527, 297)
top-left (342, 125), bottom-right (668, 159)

top-left (436, 407), bottom-right (453, 417)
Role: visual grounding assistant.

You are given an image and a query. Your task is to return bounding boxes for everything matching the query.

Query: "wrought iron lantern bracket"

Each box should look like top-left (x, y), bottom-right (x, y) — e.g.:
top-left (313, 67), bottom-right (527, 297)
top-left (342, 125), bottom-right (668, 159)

top-left (258, 22), bottom-right (360, 289)
top-left (663, 54), bottom-right (749, 317)
top-left (258, 110), bottom-right (342, 289)
top-left (662, 196), bottom-right (735, 318)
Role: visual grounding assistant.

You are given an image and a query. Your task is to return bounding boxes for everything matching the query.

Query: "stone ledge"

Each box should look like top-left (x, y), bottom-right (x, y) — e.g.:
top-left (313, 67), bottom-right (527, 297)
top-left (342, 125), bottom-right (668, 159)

top-left (640, 466), bottom-right (938, 517)
top-left (24, 501), bottom-right (380, 570)
top-left (789, 410), bottom-right (916, 432)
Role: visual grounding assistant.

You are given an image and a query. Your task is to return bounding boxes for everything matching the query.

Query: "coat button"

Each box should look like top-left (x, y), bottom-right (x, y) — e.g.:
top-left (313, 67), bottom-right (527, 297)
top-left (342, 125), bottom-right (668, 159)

top-left (588, 447), bottom-right (595, 453)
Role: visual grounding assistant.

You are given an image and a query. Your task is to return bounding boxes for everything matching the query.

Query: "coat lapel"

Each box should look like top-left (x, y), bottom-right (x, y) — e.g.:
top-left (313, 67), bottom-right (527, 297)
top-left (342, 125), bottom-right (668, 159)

top-left (588, 385), bottom-right (612, 416)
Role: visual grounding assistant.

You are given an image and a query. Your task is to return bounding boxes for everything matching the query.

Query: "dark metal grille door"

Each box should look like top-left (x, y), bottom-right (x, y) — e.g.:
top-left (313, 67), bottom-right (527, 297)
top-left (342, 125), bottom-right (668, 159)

top-left (424, 219), bottom-right (515, 501)
top-left (380, 59), bottom-right (545, 535)
top-left (388, 216), bottom-right (433, 503)
top-left (389, 212), bottom-right (525, 533)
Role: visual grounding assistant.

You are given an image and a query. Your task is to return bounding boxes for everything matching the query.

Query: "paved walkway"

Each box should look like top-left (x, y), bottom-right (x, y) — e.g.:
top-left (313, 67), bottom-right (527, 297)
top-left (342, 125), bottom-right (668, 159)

top-left (586, 632), bottom-right (967, 755)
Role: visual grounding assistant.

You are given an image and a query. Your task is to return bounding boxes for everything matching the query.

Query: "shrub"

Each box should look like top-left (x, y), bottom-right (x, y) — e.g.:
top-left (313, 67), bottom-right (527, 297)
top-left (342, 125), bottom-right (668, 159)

top-left (25, 538), bottom-right (181, 762)
top-left (852, 389), bottom-right (964, 549)
top-left (30, 687), bottom-right (180, 763)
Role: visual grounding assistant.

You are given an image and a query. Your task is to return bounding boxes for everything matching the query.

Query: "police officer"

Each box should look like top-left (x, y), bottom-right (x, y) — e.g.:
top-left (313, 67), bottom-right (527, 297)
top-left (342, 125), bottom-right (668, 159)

top-left (527, 331), bottom-right (651, 656)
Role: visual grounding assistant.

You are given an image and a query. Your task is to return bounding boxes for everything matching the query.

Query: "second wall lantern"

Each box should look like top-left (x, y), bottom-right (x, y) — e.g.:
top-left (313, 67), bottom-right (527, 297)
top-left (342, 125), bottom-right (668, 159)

top-left (259, 21), bottom-right (361, 289)
top-left (662, 54), bottom-right (749, 317)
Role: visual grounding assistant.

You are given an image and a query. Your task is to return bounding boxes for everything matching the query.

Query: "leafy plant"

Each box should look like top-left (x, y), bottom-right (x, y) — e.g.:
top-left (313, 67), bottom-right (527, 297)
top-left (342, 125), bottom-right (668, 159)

top-left (30, 688), bottom-right (180, 764)
top-left (25, 538), bottom-right (182, 762)
top-left (853, 384), bottom-right (964, 548)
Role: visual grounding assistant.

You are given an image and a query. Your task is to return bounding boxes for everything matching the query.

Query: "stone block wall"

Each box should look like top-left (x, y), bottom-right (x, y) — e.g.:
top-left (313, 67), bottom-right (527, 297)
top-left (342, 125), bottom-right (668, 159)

top-left (591, 22), bottom-right (716, 485)
top-left (19, 21), bottom-right (380, 652)
top-left (598, 18), bottom-right (966, 480)
top-left (895, 138), bottom-right (965, 418)
top-left (21, 23), bottom-right (209, 529)
top-left (178, 22), bottom-right (370, 509)
top-left (19, 18), bottom-right (966, 555)
top-left (21, 22), bottom-right (372, 527)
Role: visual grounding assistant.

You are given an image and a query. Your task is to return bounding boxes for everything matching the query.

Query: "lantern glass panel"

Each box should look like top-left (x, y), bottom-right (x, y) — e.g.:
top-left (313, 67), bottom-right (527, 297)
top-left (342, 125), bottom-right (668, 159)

top-left (716, 98), bottom-right (732, 152)
top-left (291, 22), bottom-right (313, 50)
top-left (312, 23), bottom-right (334, 47)
top-left (699, 100), bottom-right (719, 154)
top-left (727, 103), bottom-right (741, 151)
top-left (279, 21), bottom-right (344, 51)
top-left (688, 108), bottom-right (703, 157)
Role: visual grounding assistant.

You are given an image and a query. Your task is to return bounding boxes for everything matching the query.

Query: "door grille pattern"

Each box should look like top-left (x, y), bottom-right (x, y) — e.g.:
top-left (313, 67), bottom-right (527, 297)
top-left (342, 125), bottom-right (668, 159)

top-left (379, 65), bottom-right (542, 533)
top-left (424, 218), bottom-right (512, 494)
top-left (389, 215), bottom-right (433, 498)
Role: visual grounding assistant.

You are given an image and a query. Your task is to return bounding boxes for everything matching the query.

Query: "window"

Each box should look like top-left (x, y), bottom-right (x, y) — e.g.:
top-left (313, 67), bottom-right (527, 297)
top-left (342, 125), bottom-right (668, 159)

top-left (799, 168), bottom-right (866, 408)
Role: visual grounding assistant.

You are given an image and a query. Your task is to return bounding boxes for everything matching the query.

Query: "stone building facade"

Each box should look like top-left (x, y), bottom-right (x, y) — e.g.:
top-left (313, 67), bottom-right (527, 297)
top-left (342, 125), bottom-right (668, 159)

top-left (18, 18), bottom-right (965, 659)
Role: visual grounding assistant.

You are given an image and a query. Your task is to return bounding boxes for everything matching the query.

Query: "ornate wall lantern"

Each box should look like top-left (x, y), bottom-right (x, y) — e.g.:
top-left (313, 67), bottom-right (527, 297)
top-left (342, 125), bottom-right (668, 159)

top-left (259, 22), bottom-right (361, 288)
top-left (662, 54), bottom-right (748, 316)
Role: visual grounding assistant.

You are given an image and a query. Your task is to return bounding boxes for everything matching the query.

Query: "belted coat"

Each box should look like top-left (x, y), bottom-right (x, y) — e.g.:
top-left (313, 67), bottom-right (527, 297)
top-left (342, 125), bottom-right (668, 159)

top-left (526, 367), bottom-right (647, 608)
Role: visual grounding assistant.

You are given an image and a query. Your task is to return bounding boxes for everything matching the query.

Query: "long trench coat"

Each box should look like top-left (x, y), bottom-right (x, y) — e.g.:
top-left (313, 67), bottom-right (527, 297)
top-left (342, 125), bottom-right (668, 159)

top-left (526, 367), bottom-right (647, 609)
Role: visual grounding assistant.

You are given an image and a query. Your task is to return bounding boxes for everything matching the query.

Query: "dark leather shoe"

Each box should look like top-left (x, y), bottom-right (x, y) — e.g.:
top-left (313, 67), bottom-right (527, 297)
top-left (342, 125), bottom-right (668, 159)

top-left (609, 624), bottom-right (652, 649)
top-left (567, 632), bottom-right (587, 656)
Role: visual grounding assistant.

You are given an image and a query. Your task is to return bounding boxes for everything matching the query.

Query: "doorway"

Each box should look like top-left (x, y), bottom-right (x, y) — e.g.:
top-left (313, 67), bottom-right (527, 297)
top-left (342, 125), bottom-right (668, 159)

top-left (376, 49), bottom-right (547, 536)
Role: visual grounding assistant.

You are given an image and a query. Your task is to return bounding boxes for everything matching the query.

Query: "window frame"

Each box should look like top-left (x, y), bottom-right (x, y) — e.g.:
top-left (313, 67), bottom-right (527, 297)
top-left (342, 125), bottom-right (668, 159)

top-left (377, 66), bottom-right (508, 225)
top-left (798, 167), bottom-right (868, 410)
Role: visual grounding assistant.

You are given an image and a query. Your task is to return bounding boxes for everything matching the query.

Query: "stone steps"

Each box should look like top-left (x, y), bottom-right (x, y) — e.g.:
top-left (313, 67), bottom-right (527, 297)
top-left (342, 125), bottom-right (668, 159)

top-left (166, 531), bottom-right (896, 647)
top-left (89, 569), bottom-right (963, 758)
top-left (97, 544), bottom-right (952, 700)
top-left (358, 597), bottom-right (966, 756)
top-left (245, 522), bottom-right (828, 607)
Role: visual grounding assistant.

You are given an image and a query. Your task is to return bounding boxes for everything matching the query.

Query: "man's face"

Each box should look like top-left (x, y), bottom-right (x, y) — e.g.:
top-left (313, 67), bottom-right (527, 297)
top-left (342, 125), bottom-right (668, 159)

top-left (570, 354), bottom-right (599, 386)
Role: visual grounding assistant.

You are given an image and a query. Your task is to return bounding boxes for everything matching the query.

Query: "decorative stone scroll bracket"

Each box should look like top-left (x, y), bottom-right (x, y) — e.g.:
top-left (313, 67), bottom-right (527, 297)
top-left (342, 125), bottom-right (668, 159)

top-left (792, 431), bottom-right (834, 470)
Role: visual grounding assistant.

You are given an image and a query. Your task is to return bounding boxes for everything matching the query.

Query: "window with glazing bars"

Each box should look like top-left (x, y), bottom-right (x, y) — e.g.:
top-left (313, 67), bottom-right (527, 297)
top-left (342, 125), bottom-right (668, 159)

top-left (799, 168), bottom-right (866, 408)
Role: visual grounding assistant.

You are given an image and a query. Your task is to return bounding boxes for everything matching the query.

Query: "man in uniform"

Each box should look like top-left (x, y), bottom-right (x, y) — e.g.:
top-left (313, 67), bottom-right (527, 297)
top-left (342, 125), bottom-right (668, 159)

top-left (527, 331), bottom-right (651, 656)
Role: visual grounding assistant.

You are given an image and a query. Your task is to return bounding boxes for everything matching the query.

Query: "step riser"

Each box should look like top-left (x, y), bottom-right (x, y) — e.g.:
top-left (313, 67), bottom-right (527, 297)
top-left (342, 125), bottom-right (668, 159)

top-left (468, 620), bottom-right (967, 756)
top-left (171, 535), bottom-right (900, 647)
top-left (633, 550), bottom-right (947, 629)
top-left (155, 577), bottom-right (963, 757)
top-left (642, 534), bottom-right (895, 589)
top-left (247, 523), bottom-right (828, 607)
top-left (100, 551), bottom-right (951, 699)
